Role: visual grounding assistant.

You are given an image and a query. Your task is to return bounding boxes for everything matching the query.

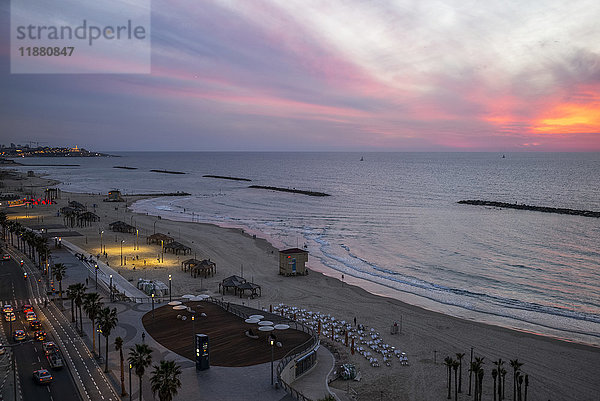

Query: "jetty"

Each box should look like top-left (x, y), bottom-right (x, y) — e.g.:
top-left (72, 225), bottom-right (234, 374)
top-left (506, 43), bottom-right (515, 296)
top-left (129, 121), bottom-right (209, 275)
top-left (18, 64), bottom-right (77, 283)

top-left (203, 175), bottom-right (252, 182)
top-left (113, 166), bottom-right (138, 170)
top-left (150, 169), bottom-right (185, 175)
top-left (126, 191), bottom-right (190, 197)
top-left (458, 200), bottom-right (600, 218)
top-left (249, 185), bottom-right (330, 197)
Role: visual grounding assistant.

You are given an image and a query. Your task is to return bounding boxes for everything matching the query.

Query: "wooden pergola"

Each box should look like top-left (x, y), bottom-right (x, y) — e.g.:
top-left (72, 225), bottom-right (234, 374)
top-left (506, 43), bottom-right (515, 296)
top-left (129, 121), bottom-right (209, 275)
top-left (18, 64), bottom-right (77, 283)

top-left (191, 259), bottom-right (216, 278)
top-left (77, 211), bottom-right (100, 227)
top-left (219, 275), bottom-right (246, 295)
top-left (163, 241), bottom-right (191, 255)
top-left (147, 233), bottom-right (174, 245)
top-left (237, 282), bottom-right (262, 298)
top-left (109, 220), bottom-right (136, 233)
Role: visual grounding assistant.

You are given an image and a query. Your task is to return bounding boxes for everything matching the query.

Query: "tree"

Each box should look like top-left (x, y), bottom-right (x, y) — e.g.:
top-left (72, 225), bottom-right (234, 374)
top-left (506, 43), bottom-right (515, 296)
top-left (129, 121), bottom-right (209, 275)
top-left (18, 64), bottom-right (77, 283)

top-left (98, 307), bottom-right (118, 372)
top-left (452, 360), bottom-right (459, 401)
top-left (115, 337), bottom-right (127, 396)
top-left (150, 360), bottom-right (182, 401)
top-left (455, 353), bottom-right (465, 393)
top-left (53, 263), bottom-right (67, 301)
top-left (444, 356), bottom-right (454, 400)
top-left (524, 374), bottom-right (528, 401)
top-left (500, 368), bottom-right (507, 401)
top-left (492, 369), bottom-right (498, 401)
top-left (72, 283), bottom-right (87, 333)
top-left (83, 293), bottom-right (103, 354)
top-left (493, 359), bottom-right (505, 400)
top-left (510, 359), bottom-right (523, 401)
top-left (128, 343), bottom-right (153, 401)
top-left (478, 369), bottom-right (485, 401)
top-left (66, 284), bottom-right (77, 323)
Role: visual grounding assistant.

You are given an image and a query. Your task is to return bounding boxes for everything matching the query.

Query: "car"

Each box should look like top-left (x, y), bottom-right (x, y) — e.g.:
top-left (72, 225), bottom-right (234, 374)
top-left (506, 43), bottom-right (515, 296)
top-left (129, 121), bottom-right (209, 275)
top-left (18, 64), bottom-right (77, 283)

top-left (25, 311), bottom-right (37, 321)
top-left (33, 369), bottom-right (53, 384)
top-left (1, 254), bottom-right (10, 260)
top-left (47, 352), bottom-right (64, 370)
top-left (0, 343), bottom-right (5, 355)
top-left (43, 342), bottom-right (58, 355)
top-left (30, 320), bottom-right (42, 330)
top-left (4, 311), bottom-right (16, 322)
top-left (13, 330), bottom-right (26, 341)
top-left (2, 304), bottom-right (13, 314)
top-left (34, 331), bottom-right (46, 341)
top-left (22, 304), bottom-right (34, 313)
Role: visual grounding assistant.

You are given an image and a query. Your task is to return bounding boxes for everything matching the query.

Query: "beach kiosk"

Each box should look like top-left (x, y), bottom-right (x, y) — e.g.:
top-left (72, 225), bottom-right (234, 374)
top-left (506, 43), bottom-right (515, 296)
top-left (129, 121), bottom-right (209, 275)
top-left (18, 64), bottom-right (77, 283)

top-left (278, 248), bottom-right (309, 276)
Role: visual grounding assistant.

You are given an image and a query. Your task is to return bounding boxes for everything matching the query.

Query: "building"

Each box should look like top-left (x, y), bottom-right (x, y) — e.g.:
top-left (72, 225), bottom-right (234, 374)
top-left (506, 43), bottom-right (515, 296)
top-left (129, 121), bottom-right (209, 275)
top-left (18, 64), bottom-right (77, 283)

top-left (105, 190), bottom-right (124, 202)
top-left (278, 248), bottom-right (309, 276)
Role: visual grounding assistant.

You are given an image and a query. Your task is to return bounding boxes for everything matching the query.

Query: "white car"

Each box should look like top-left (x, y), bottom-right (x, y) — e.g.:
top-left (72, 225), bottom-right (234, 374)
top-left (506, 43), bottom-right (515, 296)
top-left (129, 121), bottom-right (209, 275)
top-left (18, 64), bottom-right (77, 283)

top-left (0, 343), bottom-right (5, 355)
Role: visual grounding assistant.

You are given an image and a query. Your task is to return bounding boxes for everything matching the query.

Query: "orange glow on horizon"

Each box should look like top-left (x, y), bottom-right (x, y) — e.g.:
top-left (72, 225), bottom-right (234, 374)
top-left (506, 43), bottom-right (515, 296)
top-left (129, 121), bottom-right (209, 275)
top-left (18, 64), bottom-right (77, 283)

top-left (534, 102), bottom-right (600, 134)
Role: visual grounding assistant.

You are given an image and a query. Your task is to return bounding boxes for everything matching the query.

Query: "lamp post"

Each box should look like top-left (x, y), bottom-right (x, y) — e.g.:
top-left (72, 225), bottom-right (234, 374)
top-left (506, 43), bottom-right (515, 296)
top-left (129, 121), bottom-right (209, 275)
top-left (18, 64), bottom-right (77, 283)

top-left (97, 328), bottom-right (102, 359)
top-left (128, 363), bottom-right (132, 401)
top-left (269, 334), bottom-right (276, 386)
top-left (135, 229), bottom-right (139, 251)
top-left (160, 240), bottom-right (164, 263)
top-left (95, 263), bottom-right (98, 290)
top-left (169, 274), bottom-right (172, 302)
top-left (151, 293), bottom-right (155, 319)
top-left (153, 220), bottom-right (158, 234)
top-left (109, 274), bottom-right (113, 302)
top-left (100, 230), bottom-right (104, 254)
top-left (120, 240), bottom-right (124, 265)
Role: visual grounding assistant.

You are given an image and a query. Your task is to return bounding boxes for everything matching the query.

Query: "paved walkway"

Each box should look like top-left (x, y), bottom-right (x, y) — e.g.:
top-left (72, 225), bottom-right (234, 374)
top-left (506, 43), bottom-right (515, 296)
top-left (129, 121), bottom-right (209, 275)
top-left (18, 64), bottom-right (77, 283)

top-left (50, 244), bottom-right (339, 401)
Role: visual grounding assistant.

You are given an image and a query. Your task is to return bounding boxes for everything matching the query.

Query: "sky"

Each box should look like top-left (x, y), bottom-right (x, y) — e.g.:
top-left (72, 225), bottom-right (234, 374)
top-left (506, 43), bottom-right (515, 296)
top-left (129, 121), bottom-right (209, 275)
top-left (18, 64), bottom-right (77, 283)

top-left (1, 0), bottom-right (600, 151)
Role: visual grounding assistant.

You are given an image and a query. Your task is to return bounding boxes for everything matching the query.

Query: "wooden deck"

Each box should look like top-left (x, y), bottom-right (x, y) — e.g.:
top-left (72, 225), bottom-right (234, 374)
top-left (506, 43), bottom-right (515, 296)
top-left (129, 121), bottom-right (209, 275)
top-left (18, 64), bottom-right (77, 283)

top-left (142, 301), bottom-right (312, 367)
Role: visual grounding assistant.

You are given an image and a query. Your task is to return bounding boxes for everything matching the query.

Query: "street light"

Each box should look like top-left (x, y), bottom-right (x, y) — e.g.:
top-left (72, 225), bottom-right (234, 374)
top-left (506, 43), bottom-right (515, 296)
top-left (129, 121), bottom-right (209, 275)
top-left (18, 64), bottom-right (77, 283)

top-left (100, 230), bottom-right (104, 254)
top-left (128, 363), bottom-right (132, 401)
top-left (135, 229), bottom-right (139, 251)
top-left (160, 240), bottom-right (164, 263)
top-left (120, 240), bottom-right (125, 266)
top-left (97, 328), bottom-right (102, 359)
top-left (169, 274), bottom-right (172, 302)
top-left (151, 293), bottom-right (155, 319)
top-left (95, 263), bottom-right (98, 290)
top-left (269, 334), bottom-right (276, 386)
top-left (109, 274), bottom-right (113, 302)
top-left (153, 219), bottom-right (158, 234)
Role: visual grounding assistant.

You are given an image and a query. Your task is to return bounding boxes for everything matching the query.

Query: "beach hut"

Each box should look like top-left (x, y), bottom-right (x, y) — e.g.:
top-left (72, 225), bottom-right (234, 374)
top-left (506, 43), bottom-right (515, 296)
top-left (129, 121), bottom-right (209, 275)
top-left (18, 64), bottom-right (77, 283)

top-left (278, 248), bottom-right (309, 276)
top-left (45, 188), bottom-right (61, 202)
top-left (237, 282), bottom-right (262, 298)
top-left (105, 190), bottom-right (124, 202)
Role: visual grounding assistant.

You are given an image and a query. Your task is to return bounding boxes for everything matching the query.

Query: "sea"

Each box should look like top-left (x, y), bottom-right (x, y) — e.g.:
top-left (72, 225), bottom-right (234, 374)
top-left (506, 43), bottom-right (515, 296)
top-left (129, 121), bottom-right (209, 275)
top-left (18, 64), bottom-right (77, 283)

top-left (14, 152), bottom-right (600, 346)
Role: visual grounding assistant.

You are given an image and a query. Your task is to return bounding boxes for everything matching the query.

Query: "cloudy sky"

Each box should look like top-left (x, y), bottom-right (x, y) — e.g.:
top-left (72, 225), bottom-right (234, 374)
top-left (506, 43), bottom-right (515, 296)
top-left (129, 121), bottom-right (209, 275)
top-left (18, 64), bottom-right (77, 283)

top-left (1, 0), bottom-right (599, 151)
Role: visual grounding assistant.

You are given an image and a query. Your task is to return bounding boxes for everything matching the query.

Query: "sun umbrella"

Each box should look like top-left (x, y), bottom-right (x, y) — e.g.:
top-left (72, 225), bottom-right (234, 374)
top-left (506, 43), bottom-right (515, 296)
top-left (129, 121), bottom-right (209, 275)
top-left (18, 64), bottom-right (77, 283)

top-left (168, 301), bottom-right (182, 306)
top-left (173, 305), bottom-right (187, 310)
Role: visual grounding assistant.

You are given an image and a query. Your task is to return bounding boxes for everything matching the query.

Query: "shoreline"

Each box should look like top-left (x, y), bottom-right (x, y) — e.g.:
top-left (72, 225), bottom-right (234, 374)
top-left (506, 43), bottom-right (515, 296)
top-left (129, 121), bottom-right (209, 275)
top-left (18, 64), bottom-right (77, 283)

top-left (3, 170), bottom-right (600, 400)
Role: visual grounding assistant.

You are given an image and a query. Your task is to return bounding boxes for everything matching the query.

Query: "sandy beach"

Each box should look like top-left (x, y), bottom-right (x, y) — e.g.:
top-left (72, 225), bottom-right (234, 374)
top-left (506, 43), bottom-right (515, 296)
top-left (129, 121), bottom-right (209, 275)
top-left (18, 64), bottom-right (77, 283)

top-left (3, 170), bottom-right (599, 401)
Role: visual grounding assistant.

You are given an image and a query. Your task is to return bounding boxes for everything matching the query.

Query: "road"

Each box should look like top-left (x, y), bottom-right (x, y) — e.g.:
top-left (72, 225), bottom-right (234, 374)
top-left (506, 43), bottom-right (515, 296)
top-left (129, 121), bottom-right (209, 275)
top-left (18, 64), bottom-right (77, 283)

top-left (1, 246), bottom-right (120, 401)
top-left (0, 255), bottom-right (78, 401)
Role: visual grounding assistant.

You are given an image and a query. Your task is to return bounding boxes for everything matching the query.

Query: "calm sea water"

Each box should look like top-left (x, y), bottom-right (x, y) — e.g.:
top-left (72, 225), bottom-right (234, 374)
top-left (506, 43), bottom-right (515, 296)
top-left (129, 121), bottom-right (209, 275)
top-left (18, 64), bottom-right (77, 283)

top-left (17, 152), bottom-right (600, 345)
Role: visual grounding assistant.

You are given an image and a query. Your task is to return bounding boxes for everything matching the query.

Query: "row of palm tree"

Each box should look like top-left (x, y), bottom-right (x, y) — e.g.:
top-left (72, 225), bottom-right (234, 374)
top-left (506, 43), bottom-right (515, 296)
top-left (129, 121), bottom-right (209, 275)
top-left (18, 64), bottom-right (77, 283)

top-left (127, 343), bottom-right (182, 401)
top-left (443, 353), bottom-right (528, 401)
top-left (0, 212), bottom-right (51, 271)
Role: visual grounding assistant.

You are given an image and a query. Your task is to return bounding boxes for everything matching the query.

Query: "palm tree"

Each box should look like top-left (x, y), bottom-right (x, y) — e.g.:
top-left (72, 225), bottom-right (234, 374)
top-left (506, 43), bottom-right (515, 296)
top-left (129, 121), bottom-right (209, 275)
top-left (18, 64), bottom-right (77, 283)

top-left (524, 374), bottom-right (528, 401)
top-left (510, 359), bottom-right (523, 401)
top-left (128, 343), bottom-right (153, 401)
top-left (517, 374), bottom-right (524, 401)
top-left (493, 359), bottom-right (505, 400)
top-left (452, 360), bottom-right (459, 401)
top-left (72, 283), bottom-right (87, 333)
top-left (66, 284), bottom-right (77, 323)
top-left (98, 307), bottom-right (118, 372)
top-left (470, 362), bottom-right (479, 401)
top-left (500, 368), bottom-right (507, 401)
top-left (492, 369), bottom-right (498, 401)
top-left (0, 211), bottom-right (7, 241)
top-left (115, 337), bottom-right (127, 396)
top-left (53, 263), bottom-right (67, 301)
top-left (455, 352), bottom-right (465, 393)
top-left (444, 356), bottom-right (454, 399)
top-left (83, 293), bottom-right (103, 354)
top-left (478, 369), bottom-right (485, 401)
top-left (150, 360), bottom-right (182, 401)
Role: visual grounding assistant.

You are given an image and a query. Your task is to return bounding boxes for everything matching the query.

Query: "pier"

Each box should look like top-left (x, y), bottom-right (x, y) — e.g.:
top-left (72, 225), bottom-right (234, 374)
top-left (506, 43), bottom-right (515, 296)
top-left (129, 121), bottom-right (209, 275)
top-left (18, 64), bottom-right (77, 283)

top-left (249, 185), bottom-right (330, 197)
top-left (203, 175), bottom-right (252, 182)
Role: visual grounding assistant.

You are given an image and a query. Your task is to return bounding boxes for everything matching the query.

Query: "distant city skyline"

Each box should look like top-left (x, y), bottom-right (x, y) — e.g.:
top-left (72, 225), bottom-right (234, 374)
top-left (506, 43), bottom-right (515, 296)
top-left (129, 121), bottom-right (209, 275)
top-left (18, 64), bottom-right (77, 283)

top-left (1, 0), bottom-right (599, 151)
